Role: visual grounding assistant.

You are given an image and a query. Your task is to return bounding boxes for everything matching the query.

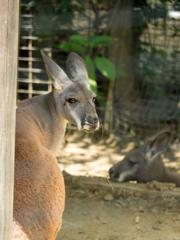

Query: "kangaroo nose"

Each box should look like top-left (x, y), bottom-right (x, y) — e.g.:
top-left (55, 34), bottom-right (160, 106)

top-left (93, 117), bottom-right (98, 124)
top-left (86, 116), bottom-right (98, 125)
top-left (109, 167), bottom-right (114, 175)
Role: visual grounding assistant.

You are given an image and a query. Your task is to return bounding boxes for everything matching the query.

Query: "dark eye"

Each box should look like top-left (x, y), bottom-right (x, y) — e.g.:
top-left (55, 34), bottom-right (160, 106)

top-left (67, 98), bottom-right (76, 103)
top-left (93, 97), bottom-right (97, 102)
top-left (129, 160), bottom-right (137, 166)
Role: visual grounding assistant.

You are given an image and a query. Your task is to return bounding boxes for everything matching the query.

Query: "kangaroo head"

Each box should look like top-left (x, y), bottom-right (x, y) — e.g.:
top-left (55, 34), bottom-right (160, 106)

top-left (109, 126), bottom-right (174, 183)
top-left (41, 51), bottom-right (99, 131)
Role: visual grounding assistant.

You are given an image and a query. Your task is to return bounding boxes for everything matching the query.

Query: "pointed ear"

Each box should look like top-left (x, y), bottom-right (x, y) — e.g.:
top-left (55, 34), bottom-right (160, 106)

top-left (66, 52), bottom-right (89, 85)
top-left (144, 126), bottom-right (174, 163)
top-left (41, 50), bottom-right (72, 90)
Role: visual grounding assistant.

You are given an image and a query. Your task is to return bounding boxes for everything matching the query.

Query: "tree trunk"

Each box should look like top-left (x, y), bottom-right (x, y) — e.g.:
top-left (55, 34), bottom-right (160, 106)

top-left (107, 0), bottom-right (139, 133)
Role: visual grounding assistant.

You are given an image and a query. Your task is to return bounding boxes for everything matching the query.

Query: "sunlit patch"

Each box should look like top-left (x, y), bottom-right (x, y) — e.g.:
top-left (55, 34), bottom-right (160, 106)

top-left (61, 220), bottom-right (81, 229)
top-left (13, 220), bottom-right (29, 239)
top-left (58, 140), bottom-right (124, 178)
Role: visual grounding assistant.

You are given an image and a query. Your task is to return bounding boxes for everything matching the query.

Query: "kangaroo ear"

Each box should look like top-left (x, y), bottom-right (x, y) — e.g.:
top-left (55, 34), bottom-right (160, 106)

top-left (66, 52), bottom-right (89, 85)
top-left (144, 126), bottom-right (173, 163)
top-left (41, 50), bottom-right (72, 90)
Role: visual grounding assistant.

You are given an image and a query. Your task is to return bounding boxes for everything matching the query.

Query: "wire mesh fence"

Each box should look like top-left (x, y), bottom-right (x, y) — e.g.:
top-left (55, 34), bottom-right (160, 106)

top-left (18, 0), bottom-right (180, 138)
top-left (112, 1), bottom-right (180, 139)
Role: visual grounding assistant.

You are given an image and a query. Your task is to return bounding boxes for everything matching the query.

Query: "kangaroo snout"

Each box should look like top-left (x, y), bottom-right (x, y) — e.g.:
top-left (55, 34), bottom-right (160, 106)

top-left (83, 116), bottom-right (99, 131)
top-left (109, 167), bottom-right (114, 175)
top-left (86, 116), bottom-right (98, 125)
top-left (109, 167), bottom-right (119, 181)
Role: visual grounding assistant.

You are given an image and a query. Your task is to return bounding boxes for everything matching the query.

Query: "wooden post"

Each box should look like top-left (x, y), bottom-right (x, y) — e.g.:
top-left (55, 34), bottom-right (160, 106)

top-left (0, 0), bottom-right (20, 239)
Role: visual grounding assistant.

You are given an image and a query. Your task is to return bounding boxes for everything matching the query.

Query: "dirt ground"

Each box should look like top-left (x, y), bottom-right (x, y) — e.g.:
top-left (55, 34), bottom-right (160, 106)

top-left (55, 132), bottom-right (180, 240)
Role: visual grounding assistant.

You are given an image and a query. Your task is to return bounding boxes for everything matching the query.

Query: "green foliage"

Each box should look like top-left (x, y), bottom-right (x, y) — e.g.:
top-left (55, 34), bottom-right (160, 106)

top-left (57, 34), bottom-right (117, 94)
top-left (57, 42), bottom-right (85, 55)
top-left (88, 78), bottom-right (98, 93)
top-left (171, 26), bottom-right (180, 38)
top-left (95, 57), bottom-right (116, 81)
top-left (88, 35), bottom-right (113, 47)
top-left (85, 56), bottom-right (97, 94)
top-left (57, 34), bottom-right (114, 51)
top-left (70, 35), bottom-right (86, 45)
top-left (140, 41), bottom-right (149, 47)
top-left (130, 129), bottom-right (136, 136)
top-left (171, 50), bottom-right (180, 58)
top-left (85, 56), bottom-right (96, 80)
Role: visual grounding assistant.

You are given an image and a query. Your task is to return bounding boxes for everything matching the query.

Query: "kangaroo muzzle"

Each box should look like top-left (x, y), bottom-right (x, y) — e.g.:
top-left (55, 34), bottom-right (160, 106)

top-left (109, 167), bottom-right (120, 181)
top-left (82, 116), bottom-right (99, 131)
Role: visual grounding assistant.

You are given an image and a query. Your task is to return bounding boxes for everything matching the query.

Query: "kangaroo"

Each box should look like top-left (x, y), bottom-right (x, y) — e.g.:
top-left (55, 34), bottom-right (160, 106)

top-left (109, 126), bottom-right (180, 187)
top-left (13, 51), bottom-right (99, 240)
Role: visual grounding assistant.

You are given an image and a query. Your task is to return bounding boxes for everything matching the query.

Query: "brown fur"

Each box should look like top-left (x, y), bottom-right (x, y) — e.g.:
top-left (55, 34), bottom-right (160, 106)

top-left (109, 126), bottom-right (180, 187)
top-left (13, 95), bottom-right (65, 240)
top-left (13, 52), bottom-right (99, 239)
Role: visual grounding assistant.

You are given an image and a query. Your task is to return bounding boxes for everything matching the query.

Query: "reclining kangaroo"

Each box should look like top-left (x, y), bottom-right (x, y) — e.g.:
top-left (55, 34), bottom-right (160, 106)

top-left (109, 126), bottom-right (180, 187)
top-left (14, 51), bottom-right (99, 240)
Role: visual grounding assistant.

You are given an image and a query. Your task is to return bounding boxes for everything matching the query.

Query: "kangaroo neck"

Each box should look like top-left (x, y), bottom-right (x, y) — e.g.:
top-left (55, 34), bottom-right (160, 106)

top-left (26, 91), bottom-right (67, 155)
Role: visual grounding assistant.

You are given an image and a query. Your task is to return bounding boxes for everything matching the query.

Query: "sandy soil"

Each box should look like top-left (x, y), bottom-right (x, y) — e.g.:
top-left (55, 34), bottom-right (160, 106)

top-left (55, 133), bottom-right (180, 240)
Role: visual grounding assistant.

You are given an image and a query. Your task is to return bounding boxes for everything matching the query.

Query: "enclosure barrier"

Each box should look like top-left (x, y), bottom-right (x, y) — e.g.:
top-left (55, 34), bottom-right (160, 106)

top-left (0, 0), bottom-right (20, 239)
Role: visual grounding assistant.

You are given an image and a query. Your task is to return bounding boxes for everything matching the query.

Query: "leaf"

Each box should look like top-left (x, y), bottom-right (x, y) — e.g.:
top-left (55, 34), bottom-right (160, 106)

top-left (70, 35), bottom-right (86, 44)
top-left (130, 129), bottom-right (136, 136)
top-left (87, 35), bottom-right (113, 47)
top-left (85, 56), bottom-right (96, 80)
top-left (84, 56), bottom-right (99, 95)
top-left (57, 42), bottom-right (85, 55)
top-left (92, 35), bottom-right (112, 46)
top-left (153, 21), bottom-right (159, 27)
top-left (69, 43), bottom-right (85, 55)
top-left (88, 78), bottom-right (98, 94)
top-left (57, 42), bottom-right (70, 52)
top-left (139, 41), bottom-right (149, 46)
top-left (86, 35), bottom-right (96, 48)
top-left (84, 56), bottom-right (98, 94)
top-left (95, 57), bottom-right (116, 81)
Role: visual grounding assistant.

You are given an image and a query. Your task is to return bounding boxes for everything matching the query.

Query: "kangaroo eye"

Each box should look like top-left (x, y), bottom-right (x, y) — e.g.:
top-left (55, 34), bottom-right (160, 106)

top-left (67, 98), bottom-right (76, 103)
top-left (93, 97), bottom-right (97, 102)
top-left (129, 160), bottom-right (137, 166)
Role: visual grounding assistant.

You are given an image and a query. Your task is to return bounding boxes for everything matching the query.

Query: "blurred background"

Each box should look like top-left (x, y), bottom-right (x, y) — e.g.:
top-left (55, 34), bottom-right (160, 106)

top-left (18, 0), bottom-right (180, 138)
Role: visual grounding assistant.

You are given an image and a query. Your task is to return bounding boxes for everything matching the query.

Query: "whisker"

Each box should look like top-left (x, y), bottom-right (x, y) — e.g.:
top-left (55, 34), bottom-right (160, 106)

top-left (106, 177), bottom-right (114, 190)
